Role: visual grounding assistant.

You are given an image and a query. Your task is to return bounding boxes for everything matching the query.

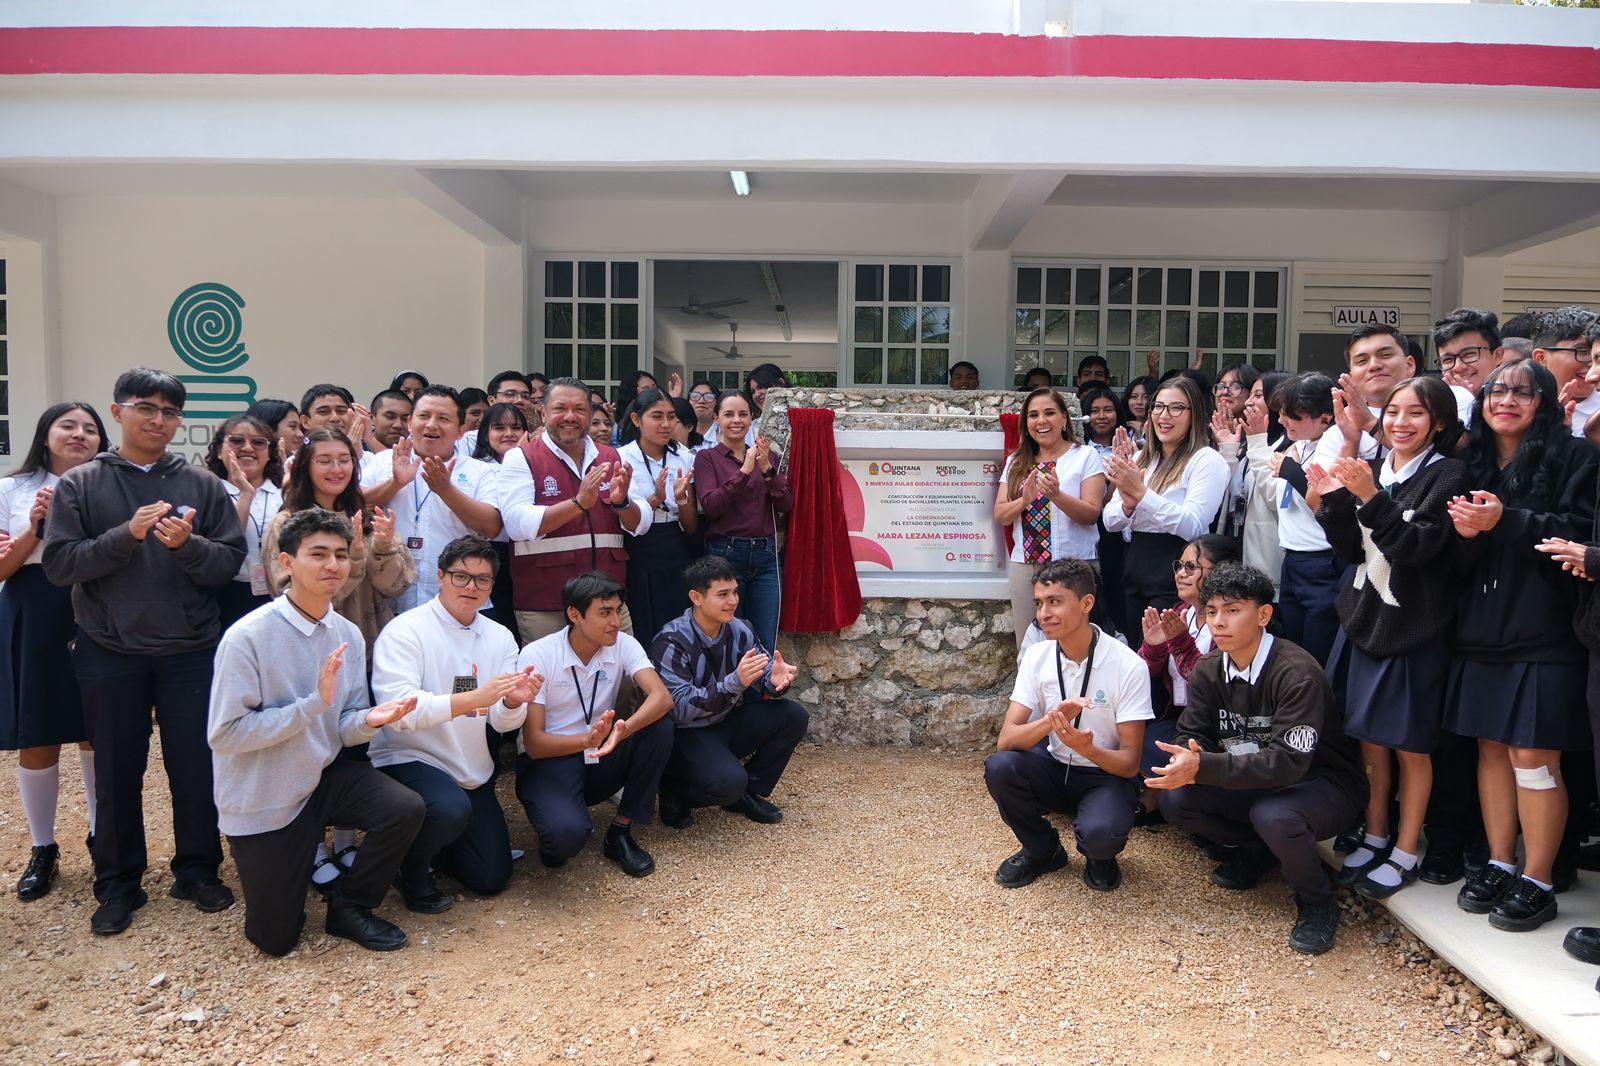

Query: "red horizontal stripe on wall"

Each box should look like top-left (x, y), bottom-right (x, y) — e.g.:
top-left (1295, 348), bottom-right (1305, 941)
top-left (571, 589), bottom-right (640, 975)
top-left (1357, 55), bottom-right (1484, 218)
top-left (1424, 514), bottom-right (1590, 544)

top-left (0, 26), bottom-right (1596, 89)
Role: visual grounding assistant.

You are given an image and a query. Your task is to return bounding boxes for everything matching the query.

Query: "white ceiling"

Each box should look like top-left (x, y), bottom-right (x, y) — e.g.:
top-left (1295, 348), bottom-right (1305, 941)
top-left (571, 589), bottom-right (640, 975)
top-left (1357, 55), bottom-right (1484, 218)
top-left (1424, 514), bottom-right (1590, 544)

top-left (1046, 174), bottom-right (1517, 211)
top-left (508, 169), bottom-right (981, 204)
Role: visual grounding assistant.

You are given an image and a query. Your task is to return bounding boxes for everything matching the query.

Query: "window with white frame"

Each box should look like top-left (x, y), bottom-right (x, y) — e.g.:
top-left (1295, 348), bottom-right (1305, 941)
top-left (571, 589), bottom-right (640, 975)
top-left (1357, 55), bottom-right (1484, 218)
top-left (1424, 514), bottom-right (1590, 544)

top-left (851, 262), bottom-right (954, 387)
top-left (540, 258), bottom-right (642, 398)
top-left (1012, 263), bottom-right (1286, 388)
top-left (692, 368), bottom-right (839, 392)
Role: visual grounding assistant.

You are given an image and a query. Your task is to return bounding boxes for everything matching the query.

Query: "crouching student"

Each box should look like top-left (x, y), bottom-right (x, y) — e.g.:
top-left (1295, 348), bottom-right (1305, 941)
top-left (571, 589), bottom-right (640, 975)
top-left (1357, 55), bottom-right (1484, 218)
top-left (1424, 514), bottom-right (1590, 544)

top-left (369, 536), bottom-right (543, 913)
top-left (1150, 563), bottom-right (1364, 955)
top-left (509, 571), bottom-right (675, 877)
top-left (984, 559), bottom-right (1154, 893)
top-left (651, 555), bottom-right (808, 829)
top-left (207, 509), bottom-right (426, 956)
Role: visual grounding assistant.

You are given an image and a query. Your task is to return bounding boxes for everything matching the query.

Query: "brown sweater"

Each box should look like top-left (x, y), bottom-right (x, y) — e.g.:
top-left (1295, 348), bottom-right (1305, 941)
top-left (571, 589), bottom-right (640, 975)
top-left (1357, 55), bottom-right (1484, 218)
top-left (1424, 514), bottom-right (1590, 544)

top-left (260, 509), bottom-right (417, 657)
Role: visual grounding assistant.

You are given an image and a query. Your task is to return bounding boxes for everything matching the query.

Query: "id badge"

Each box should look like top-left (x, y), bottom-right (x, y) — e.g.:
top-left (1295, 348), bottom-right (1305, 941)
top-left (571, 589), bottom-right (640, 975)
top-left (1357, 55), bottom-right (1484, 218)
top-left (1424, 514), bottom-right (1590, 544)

top-left (583, 747), bottom-right (600, 765)
top-left (1221, 737), bottom-right (1260, 756)
top-left (452, 674), bottom-right (482, 716)
top-left (249, 562), bottom-right (269, 597)
top-left (406, 535), bottom-right (424, 560)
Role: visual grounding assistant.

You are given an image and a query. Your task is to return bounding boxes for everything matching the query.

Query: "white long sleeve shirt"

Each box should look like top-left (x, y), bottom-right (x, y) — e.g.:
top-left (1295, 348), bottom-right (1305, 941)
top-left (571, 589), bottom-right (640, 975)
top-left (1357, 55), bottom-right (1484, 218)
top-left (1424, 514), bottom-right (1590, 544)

top-left (368, 597), bottom-right (523, 789)
top-left (1102, 446), bottom-right (1229, 541)
top-left (497, 433), bottom-right (652, 543)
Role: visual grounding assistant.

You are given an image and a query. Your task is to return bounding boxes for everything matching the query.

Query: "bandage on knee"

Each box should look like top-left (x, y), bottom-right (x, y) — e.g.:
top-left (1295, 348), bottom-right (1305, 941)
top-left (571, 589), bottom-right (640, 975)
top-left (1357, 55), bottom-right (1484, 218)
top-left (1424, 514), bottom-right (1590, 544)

top-left (1513, 765), bottom-right (1558, 791)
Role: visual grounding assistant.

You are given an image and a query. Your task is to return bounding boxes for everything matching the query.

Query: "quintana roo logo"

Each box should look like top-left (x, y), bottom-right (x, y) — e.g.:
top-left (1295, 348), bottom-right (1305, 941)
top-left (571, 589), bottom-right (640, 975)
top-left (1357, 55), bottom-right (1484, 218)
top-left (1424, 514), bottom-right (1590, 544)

top-left (167, 282), bottom-right (258, 419)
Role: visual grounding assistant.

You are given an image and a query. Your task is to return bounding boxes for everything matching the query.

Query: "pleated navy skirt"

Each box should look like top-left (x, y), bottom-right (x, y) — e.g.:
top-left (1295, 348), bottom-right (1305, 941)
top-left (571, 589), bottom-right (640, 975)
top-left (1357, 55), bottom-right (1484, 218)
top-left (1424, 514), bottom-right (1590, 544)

top-left (1443, 658), bottom-right (1590, 751)
top-left (0, 565), bottom-right (87, 749)
top-left (626, 521), bottom-right (693, 648)
top-left (1327, 629), bottom-right (1447, 754)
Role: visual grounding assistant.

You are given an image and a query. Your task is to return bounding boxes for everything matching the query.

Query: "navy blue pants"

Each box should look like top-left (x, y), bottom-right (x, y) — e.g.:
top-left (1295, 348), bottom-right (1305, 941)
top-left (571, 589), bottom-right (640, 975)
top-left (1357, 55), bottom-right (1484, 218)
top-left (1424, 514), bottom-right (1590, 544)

top-left (707, 535), bottom-right (781, 659)
top-left (514, 715), bottom-right (673, 863)
top-left (984, 746), bottom-right (1139, 861)
top-left (1159, 776), bottom-right (1360, 903)
top-left (1277, 549), bottom-right (1342, 668)
top-left (664, 698), bottom-right (809, 808)
top-left (378, 760), bottom-right (512, 896)
top-left (1139, 716), bottom-right (1180, 780)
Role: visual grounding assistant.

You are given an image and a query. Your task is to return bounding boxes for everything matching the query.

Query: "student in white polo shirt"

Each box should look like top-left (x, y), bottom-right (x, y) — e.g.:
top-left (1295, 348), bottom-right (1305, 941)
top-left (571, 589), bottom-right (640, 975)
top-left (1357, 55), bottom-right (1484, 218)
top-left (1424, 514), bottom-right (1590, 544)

top-left (507, 571), bottom-right (674, 878)
top-left (984, 559), bottom-right (1154, 893)
top-left (369, 536), bottom-right (542, 913)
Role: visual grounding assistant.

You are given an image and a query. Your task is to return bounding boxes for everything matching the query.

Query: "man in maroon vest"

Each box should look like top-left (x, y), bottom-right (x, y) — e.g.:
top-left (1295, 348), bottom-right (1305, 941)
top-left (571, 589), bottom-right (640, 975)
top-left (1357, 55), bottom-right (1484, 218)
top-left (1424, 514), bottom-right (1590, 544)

top-left (500, 377), bottom-right (651, 643)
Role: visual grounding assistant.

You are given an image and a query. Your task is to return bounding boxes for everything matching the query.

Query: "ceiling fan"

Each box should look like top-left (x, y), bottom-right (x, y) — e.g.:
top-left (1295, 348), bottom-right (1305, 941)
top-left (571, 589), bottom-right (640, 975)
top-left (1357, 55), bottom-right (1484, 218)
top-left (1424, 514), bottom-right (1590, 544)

top-left (676, 267), bottom-right (747, 319)
top-left (708, 323), bottom-right (788, 361)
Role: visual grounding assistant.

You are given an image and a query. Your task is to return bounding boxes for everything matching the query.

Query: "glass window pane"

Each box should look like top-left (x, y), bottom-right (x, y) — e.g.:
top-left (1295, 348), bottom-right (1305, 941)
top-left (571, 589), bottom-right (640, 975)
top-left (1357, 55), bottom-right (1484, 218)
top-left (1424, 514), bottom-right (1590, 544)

top-left (1251, 353), bottom-right (1278, 372)
top-left (0, 260), bottom-right (7, 295)
top-left (1252, 313), bottom-right (1279, 350)
top-left (1045, 350), bottom-right (1073, 382)
top-left (1163, 352), bottom-right (1188, 376)
top-left (854, 347), bottom-right (883, 385)
top-left (579, 344), bottom-right (607, 381)
top-left (1107, 309), bottom-right (1131, 346)
top-left (545, 343), bottom-right (573, 377)
top-left (1167, 268), bottom-right (1192, 305)
top-left (0, 339), bottom-right (7, 375)
top-left (1045, 268), bottom-right (1072, 305)
top-left (1015, 267), bottom-right (1041, 305)
top-left (1107, 267), bottom-right (1133, 306)
top-left (611, 262), bottom-right (639, 300)
top-left (1075, 268), bottom-right (1101, 306)
top-left (922, 265), bottom-right (951, 304)
top-left (579, 261), bottom-right (607, 299)
top-left (1198, 312), bottom-right (1219, 349)
top-left (888, 265), bottom-right (917, 303)
top-left (1074, 310), bottom-right (1099, 346)
top-left (1043, 309), bottom-right (1072, 346)
top-left (1106, 351), bottom-right (1130, 386)
top-left (888, 305), bottom-right (918, 344)
top-left (544, 302), bottom-right (573, 339)
top-left (1196, 351), bottom-right (1218, 379)
top-left (1254, 271), bottom-right (1280, 310)
top-left (1224, 312), bottom-right (1249, 348)
top-left (579, 303), bottom-right (606, 340)
top-left (1135, 309), bottom-right (1161, 347)
top-left (1137, 267), bottom-right (1162, 305)
top-left (856, 264), bottom-right (884, 303)
top-left (920, 348), bottom-right (949, 386)
top-left (611, 304), bottom-right (638, 341)
top-left (545, 261), bottom-right (573, 299)
top-left (1199, 271), bottom-right (1220, 308)
top-left (613, 344), bottom-right (638, 379)
top-left (920, 306), bottom-right (951, 344)
top-left (0, 421), bottom-right (8, 457)
top-left (1224, 271), bottom-right (1250, 308)
top-left (1165, 310), bottom-right (1191, 348)
top-left (1013, 352), bottom-right (1038, 387)
top-left (1014, 308), bottom-right (1040, 345)
top-left (855, 306), bottom-right (883, 343)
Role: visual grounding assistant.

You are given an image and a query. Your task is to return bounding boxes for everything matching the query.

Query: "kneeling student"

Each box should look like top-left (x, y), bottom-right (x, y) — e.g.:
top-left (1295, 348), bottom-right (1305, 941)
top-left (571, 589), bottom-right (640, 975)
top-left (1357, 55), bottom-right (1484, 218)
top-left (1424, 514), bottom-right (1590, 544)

top-left (984, 559), bottom-right (1153, 892)
top-left (370, 536), bottom-right (542, 913)
top-left (651, 555), bottom-right (808, 828)
top-left (1149, 563), bottom-right (1364, 955)
top-left (508, 571), bottom-right (674, 877)
top-left (207, 508), bottom-right (425, 956)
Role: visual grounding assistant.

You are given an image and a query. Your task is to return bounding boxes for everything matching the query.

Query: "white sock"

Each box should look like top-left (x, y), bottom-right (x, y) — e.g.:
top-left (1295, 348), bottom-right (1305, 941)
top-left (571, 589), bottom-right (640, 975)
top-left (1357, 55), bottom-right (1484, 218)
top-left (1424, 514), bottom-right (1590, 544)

top-left (332, 828), bottom-right (358, 853)
top-left (1345, 833), bottom-right (1390, 870)
top-left (18, 764), bottom-right (59, 848)
top-left (1524, 875), bottom-right (1553, 892)
top-left (310, 841), bottom-right (341, 885)
top-left (1366, 847), bottom-right (1417, 888)
top-left (1489, 859), bottom-right (1517, 875)
top-left (78, 749), bottom-right (98, 836)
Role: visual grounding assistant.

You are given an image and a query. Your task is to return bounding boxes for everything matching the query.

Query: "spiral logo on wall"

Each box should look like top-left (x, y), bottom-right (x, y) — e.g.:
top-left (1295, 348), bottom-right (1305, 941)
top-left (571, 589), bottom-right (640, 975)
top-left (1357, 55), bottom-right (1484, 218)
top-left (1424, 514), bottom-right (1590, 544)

top-left (166, 282), bottom-right (257, 419)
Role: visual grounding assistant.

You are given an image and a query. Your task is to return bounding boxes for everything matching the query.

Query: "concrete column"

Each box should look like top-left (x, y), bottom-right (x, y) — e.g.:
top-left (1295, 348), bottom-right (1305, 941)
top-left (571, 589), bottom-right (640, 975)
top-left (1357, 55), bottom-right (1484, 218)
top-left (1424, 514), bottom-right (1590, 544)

top-left (962, 250), bottom-right (1013, 391)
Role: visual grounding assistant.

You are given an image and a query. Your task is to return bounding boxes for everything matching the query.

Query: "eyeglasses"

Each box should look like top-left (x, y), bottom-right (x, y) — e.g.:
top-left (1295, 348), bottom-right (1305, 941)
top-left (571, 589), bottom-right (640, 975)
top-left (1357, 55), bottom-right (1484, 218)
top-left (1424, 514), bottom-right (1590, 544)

top-left (1149, 402), bottom-right (1190, 417)
top-left (224, 435), bottom-right (271, 450)
top-left (1213, 382), bottom-right (1245, 395)
top-left (690, 391), bottom-right (716, 401)
top-left (443, 569), bottom-right (494, 591)
top-left (1485, 383), bottom-right (1540, 405)
top-left (1542, 345), bottom-right (1594, 365)
top-left (497, 389), bottom-right (531, 401)
top-left (1438, 345), bottom-right (1491, 370)
top-left (1172, 560), bottom-right (1212, 575)
top-left (125, 401), bottom-right (183, 423)
top-left (309, 456), bottom-right (355, 469)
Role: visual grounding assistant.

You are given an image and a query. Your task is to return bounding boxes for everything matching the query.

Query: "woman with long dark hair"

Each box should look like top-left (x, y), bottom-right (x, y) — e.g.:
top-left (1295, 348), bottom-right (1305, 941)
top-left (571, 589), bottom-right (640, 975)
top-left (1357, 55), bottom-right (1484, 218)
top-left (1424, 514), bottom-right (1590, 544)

top-left (0, 402), bottom-right (109, 900)
top-left (203, 413), bottom-right (284, 630)
top-left (612, 371), bottom-right (659, 443)
top-left (1078, 386), bottom-right (1130, 634)
top-left (1122, 376), bottom-right (1156, 441)
top-left (742, 364), bottom-right (789, 446)
top-left (246, 398), bottom-right (304, 466)
top-left (1212, 369), bottom-right (1292, 590)
top-left (619, 388), bottom-right (701, 643)
top-left (390, 370), bottom-right (430, 401)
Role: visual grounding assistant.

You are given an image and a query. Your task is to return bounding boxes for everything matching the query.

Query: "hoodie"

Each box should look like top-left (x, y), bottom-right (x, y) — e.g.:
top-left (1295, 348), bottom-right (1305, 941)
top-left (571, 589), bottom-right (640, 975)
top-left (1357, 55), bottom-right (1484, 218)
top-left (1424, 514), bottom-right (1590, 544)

top-left (42, 449), bottom-right (246, 655)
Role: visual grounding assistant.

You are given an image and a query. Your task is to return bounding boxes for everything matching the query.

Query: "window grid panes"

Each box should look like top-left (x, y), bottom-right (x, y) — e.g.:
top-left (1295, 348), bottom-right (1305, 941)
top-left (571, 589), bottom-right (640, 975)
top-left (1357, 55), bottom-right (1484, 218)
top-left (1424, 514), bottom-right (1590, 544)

top-left (1012, 262), bottom-right (1287, 388)
top-left (540, 258), bottom-right (642, 395)
top-left (851, 262), bottom-right (954, 387)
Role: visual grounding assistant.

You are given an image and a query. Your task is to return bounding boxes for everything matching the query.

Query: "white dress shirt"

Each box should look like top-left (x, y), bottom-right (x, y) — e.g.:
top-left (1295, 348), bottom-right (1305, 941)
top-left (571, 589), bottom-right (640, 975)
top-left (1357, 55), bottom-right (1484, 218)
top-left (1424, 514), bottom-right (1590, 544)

top-left (1002, 445), bottom-right (1105, 562)
top-left (498, 433), bottom-right (652, 543)
top-left (618, 441), bottom-right (695, 526)
top-left (1101, 446), bottom-right (1229, 541)
top-left (507, 630), bottom-right (655, 753)
top-left (0, 470), bottom-right (57, 566)
top-left (1009, 627), bottom-right (1154, 769)
top-left (359, 451), bottom-right (501, 611)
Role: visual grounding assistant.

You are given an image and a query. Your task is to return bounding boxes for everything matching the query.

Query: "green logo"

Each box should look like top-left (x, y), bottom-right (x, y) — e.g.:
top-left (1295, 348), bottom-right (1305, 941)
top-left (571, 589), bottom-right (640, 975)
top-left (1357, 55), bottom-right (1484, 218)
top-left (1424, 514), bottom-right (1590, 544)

top-left (166, 282), bottom-right (256, 419)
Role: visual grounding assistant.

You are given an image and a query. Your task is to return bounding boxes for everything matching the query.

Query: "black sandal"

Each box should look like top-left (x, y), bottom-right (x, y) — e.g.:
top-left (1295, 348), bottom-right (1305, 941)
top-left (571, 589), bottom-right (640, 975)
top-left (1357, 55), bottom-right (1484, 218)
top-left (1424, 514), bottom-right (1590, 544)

top-left (1354, 856), bottom-right (1418, 901)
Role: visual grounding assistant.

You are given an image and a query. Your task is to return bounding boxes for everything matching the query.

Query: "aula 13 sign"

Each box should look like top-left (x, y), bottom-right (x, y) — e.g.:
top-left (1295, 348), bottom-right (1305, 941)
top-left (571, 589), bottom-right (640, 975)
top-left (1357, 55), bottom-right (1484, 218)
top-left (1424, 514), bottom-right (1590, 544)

top-left (1331, 305), bottom-right (1401, 328)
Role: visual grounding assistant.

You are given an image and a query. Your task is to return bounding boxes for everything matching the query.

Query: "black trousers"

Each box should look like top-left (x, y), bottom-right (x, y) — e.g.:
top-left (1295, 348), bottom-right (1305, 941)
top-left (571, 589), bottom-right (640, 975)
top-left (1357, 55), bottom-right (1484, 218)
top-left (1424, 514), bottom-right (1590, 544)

top-left (1425, 729), bottom-right (1486, 854)
top-left (1119, 531), bottom-right (1186, 645)
top-left (1159, 776), bottom-right (1361, 904)
top-left (379, 760), bottom-right (512, 896)
top-left (71, 633), bottom-right (223, 903)
top-left (514, 716), bottom-right (673, 863)
top-left (227, 759), bottom-right (425, 957)
top-left (984, 746), bottom-right (1138, 861)
top-left (1277, 549), bottom-right (1342, 668)
top-left (664, 698), bottom-right (809, 808)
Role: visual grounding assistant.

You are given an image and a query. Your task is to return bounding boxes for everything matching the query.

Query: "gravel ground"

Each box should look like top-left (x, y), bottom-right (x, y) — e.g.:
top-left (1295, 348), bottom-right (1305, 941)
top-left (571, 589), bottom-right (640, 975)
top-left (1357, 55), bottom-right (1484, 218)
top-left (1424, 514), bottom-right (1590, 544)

top-left (0, 744), bottom-right (1560, 1065)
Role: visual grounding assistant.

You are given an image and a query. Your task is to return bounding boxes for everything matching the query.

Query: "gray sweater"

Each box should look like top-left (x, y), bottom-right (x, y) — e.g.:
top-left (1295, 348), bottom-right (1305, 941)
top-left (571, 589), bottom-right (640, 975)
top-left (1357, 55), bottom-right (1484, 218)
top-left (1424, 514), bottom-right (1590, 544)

top-left (207, 597), bottom-right (381, 836)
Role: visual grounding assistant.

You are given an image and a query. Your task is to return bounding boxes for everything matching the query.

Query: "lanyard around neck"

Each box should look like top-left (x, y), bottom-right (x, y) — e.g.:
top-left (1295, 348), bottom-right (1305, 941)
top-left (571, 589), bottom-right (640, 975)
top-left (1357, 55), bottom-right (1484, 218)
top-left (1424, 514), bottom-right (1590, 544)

top-left (1053, 626), bottom-right (1099, 727)
top-left (569, 665), bottom-right (602, 726)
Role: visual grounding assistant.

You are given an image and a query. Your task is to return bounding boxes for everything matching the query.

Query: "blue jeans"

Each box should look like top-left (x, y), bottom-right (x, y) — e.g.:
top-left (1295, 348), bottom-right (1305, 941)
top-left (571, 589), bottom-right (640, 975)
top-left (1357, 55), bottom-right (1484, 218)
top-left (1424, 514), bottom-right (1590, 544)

top-left (707, 535), bottom-right (782, 654)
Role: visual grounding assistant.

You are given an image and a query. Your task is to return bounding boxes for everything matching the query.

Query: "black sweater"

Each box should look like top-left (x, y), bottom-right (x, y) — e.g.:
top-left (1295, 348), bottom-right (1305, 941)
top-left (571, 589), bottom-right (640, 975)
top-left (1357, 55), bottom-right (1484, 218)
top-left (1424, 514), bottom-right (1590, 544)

top-left (1453, 434), bottom-right (1597, 664)
top-left (1316, 455), bottom-right (1468, 657)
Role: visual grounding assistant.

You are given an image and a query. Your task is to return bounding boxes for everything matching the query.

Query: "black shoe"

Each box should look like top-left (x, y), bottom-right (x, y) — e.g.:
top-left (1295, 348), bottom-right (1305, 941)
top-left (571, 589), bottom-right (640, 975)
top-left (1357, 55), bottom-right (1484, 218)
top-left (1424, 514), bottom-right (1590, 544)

top-left (1488, 878), bottom-right (1557, 932)
top-left (168, 877), bottom-right (235, 914)
top-left (1192, 835), bottom-right (1237, 862)
top-left (1210, 846), bottom-right (1279, 891)
top-left (538, 850), bottom-right (567, 869)
top-left (993, 846), bottom-right (1069, 888)
top-left (1289, 894), bottom-right (1340, 955)
top-left (1553, 859), bottom-right (1578, 895)
top-left (1334, 842), bottom-right (1392, 889)
top-left (395, 873), bottom-right (453, 915)
top-left (601, 825), bottom-right (655, 878)
top-left (723, 793), bottom-right (784, 824)
top-left (1578, 840), bottom-right (1600, 873)
top-left (90, 889), bottom-right (149, 936)
top-left (1563, 926), bottom-right (1600, 965)
top-left (1131, 805), bottom-right (1166, 829)
top-left (16, 843), bottom-right (59, 901)
top-left (1464, 840), bottom-right (1490, 873)
top-left (1457, 863), bottom-right (1518, 914)
top-left (85, 833), bottom-right (95, 857)
top-left (1354, 858), bottom-right (1419, 901)
top-left (1418, 845), bottom-right (1464, 886)
top-left (325, 901), bottom-right (407, 951)
top-left (1082, 857), bottom-right (1122, 892)
top-left (660, 792), bottom-right (695, 830)
top-left (1332, 826), bottom-right (1364, 855)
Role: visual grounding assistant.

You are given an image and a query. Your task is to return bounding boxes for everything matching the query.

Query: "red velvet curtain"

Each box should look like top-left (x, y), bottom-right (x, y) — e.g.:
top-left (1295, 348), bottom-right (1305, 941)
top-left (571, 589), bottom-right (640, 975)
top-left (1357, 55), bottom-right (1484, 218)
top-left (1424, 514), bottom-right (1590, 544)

top-left (1000, 411), bottom-right (1021, 555)
top-left (780, 407), bottom-right (862, 632)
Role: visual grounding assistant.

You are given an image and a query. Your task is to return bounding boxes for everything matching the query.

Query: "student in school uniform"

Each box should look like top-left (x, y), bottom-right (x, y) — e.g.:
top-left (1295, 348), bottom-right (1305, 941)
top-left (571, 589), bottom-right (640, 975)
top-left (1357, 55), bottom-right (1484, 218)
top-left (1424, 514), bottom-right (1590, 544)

top-left (469, 402), bottom-right (531, 641)
top-left (1213, 370), bottom-right (1289, 589)
top-left (1, 402), bottom-right (108, 901)
top-left (651, 555), bottom-right (807, 830)
top-left (1313, 375), bottom-right (1468, 902)
top-left (1444, 359), bottom-right (1596, 931)
top-left (207, 508), bottom-right (424, 956)
top-left (1149, 563), bottom-right (1364, 955)
top-left (369, 537), bottom-right (541, 912)
top-left (508, 571), bottom-right (675, 877)
top-left (204, 414), bottom-right (284, 630)
top-left (1526, 307), bottom-right (1599, 439)
top-left (1079, 386), bottom-right (1129, 634)
top-left (618, 388), bottom-right (700, 646)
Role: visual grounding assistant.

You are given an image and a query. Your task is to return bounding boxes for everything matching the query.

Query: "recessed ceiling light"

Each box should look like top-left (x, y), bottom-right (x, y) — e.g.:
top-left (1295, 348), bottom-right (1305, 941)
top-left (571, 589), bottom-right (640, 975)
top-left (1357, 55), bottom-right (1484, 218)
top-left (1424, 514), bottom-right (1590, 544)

top-left (729, 171), bottom-right (751, 197)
